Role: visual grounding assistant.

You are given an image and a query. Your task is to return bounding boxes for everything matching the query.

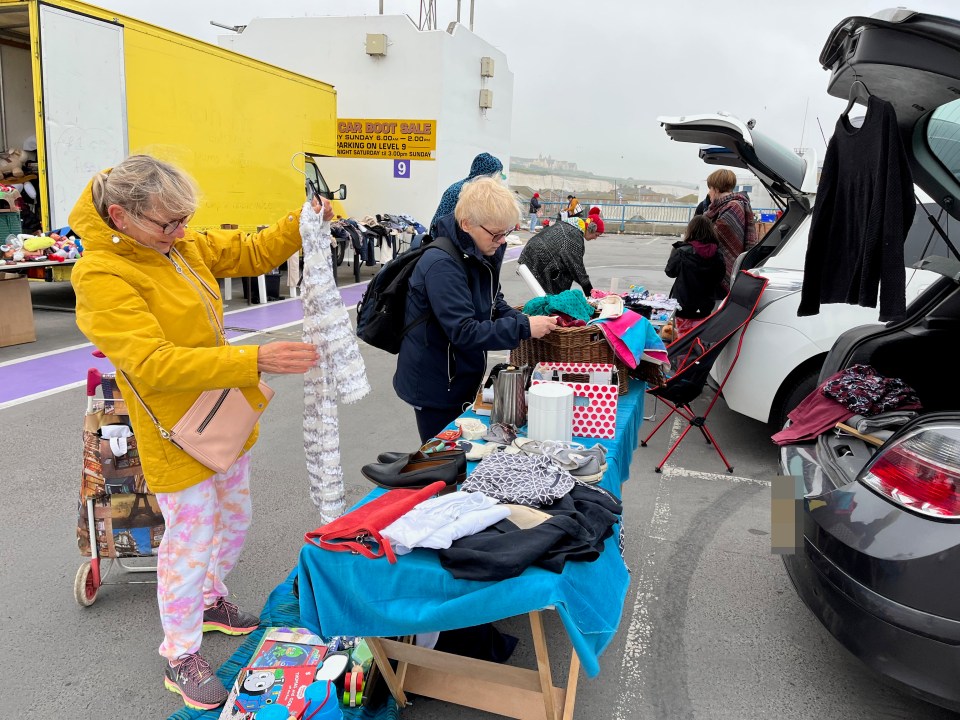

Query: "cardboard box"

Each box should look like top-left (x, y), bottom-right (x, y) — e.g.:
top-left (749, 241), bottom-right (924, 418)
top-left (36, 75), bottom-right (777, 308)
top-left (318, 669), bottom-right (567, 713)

top-left (531, 362), bottom-right (619, 438)
top-left (0, 273), bottom-right (37, 347)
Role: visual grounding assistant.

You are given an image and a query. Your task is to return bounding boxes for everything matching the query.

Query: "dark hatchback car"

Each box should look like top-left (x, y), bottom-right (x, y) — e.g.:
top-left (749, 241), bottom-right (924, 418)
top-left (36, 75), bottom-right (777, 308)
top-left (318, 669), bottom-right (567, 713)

top-left (782, 8), bottom-right (960, 713)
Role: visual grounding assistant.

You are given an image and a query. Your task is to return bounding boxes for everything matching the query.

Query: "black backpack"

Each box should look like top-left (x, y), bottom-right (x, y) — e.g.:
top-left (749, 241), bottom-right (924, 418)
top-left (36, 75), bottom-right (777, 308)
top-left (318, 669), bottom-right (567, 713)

top-left (355, 236), bottom-right (464, 354)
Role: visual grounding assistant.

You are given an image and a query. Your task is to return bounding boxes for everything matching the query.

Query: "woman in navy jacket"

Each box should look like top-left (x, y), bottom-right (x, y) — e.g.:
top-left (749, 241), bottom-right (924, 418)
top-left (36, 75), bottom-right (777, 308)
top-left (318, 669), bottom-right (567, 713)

top-left (394, 177), bottom-right (558, 441)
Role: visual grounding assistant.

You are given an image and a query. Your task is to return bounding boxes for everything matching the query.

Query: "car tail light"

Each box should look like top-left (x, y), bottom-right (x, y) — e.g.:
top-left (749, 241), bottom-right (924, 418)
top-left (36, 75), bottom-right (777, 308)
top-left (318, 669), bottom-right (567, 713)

top-left (860, 425), bottom-right (960, 519)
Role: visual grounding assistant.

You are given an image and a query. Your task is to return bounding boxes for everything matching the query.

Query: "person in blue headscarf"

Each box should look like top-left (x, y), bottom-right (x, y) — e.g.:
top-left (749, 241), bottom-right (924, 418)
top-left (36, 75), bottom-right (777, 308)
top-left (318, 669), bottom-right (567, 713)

top-left (429, 152), bottom-right (504, 237)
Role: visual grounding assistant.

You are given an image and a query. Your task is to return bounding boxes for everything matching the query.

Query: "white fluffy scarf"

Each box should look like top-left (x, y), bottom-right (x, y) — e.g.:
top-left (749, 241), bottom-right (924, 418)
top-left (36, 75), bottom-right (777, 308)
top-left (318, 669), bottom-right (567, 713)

top-left (300, 203), bottom-right (371, 522)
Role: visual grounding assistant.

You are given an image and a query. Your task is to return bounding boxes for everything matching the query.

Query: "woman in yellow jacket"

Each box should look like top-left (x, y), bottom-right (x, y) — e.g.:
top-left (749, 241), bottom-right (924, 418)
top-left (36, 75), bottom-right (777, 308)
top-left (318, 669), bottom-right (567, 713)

top-left (71, 155), bottom-right (330, 711)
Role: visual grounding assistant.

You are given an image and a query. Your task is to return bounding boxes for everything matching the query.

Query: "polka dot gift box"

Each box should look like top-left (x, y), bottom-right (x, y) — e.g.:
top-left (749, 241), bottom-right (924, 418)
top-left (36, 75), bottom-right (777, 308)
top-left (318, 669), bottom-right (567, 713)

top-left (530, 362), bottom-right (619, 438)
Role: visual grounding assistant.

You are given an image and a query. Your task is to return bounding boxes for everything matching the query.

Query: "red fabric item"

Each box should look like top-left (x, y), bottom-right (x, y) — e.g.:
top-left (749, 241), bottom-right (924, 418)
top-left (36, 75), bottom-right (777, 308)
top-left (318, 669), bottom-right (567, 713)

top-left (305, 481), bottom-right (446, 563)
top-left (674, 316), bottom-right (706, 338)
top-left (771, 371), bottom-right (852, 445)
top-left (554, 312), bottom-right (587, 327)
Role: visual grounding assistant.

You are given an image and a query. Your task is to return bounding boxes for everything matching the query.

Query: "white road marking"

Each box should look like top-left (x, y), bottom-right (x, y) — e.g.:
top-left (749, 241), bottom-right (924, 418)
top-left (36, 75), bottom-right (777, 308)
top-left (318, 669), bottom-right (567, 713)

top-left (0, 342), bottom-right (95, 368)
top-left (0, 315), bottom-right (353, 412)
top-left (614, 477), bottom-right (670, 717)
top-left (614, 417), bottom-right (770, 716)
top-left (660, 418), bottom-right (771, 485)
top-left (660, 464), bottom-right (772, 486)
top-left (0, 380), bottom-right (88, 409)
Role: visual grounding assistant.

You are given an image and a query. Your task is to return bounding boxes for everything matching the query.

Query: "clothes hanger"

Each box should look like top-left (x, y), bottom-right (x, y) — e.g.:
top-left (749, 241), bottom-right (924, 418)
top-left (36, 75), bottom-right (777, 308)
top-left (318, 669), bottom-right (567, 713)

top-left (841, 78), bottom-right (872, 118)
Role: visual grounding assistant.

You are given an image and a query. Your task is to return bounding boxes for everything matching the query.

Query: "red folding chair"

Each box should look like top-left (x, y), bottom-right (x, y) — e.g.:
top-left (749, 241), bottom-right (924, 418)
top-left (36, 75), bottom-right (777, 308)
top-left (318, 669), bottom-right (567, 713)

top-left (640, 270), bottom-right (768, 473)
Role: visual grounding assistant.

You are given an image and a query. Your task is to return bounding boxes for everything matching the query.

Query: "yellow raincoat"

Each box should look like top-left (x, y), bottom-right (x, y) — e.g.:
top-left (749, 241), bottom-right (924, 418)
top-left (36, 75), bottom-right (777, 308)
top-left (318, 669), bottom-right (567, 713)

top-left (70, 177), bottom-right (305, 494)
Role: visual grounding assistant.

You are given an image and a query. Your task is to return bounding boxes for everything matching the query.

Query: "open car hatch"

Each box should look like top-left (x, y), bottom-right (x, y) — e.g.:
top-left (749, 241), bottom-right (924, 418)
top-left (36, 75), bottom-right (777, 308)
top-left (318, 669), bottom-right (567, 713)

top-left (658, 113), bottom-right (817, 203)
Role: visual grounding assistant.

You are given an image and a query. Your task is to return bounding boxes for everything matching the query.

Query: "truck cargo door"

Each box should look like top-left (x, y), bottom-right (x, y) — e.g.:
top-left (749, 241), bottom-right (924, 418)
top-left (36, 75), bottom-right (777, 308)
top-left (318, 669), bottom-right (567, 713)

top-left (39, 6), bottom-right (127, 228)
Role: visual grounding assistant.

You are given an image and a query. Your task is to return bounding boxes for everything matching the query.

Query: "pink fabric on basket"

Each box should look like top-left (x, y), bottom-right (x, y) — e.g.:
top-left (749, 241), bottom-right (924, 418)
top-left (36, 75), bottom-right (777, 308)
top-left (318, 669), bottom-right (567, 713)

top-left (591, 310), bottom-right (669, 370)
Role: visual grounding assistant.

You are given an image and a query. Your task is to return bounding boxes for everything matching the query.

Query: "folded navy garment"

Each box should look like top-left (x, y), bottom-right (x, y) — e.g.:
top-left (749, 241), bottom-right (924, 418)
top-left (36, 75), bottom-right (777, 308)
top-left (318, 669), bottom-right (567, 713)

top-left (439, 483), bottom-right (622, 581)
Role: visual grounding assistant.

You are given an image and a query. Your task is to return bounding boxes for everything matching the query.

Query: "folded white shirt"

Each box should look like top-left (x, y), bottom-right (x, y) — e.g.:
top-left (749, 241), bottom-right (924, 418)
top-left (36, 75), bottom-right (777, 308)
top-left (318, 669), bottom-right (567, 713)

top-left (382, 491), bottom-right (510, 555)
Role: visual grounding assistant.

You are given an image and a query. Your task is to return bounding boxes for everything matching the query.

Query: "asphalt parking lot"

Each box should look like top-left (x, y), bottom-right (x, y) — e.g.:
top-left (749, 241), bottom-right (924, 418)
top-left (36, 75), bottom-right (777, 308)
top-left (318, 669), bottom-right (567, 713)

top-left (1, 231), bottom-right (955, 719)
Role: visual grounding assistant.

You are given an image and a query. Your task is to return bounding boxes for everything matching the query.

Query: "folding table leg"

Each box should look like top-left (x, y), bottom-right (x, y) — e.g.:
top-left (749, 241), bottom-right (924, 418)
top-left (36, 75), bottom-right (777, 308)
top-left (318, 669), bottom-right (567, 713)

top-left (561, 649), bottom-right (581, 720)
top-left (365, 636), bottom-right (409, 707)
top-left (529, 611), bottom-right (558, 720)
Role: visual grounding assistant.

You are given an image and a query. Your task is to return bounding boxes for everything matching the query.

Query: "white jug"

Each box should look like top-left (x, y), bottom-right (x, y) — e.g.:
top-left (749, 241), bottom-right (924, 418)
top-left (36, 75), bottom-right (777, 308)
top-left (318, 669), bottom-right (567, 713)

top-left (527, 382), bottom-right (574, 442)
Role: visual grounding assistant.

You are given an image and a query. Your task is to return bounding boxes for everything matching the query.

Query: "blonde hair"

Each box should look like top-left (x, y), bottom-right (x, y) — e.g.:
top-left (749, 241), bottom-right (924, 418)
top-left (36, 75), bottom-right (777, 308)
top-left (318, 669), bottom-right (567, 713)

top-left (92, 154), bottom-right (199, 228)
top-left (454, 176), bottom-right (521, 229)
top-left (706, 168), bottom-right (737, 194)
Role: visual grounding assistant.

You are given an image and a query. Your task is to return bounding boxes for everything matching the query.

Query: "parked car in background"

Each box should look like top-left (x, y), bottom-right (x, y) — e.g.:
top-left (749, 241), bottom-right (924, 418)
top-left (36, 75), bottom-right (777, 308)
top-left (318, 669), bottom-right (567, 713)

top-left (780, 7), bottom-right (960, 712)
top-left (658, 113), bottom-right (947, 430)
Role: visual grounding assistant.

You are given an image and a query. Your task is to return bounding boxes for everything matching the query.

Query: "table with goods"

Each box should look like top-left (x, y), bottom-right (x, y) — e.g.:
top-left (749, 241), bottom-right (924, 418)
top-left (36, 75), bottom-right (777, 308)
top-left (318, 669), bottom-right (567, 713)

top-left (293, 287), bottom-right (672, 720)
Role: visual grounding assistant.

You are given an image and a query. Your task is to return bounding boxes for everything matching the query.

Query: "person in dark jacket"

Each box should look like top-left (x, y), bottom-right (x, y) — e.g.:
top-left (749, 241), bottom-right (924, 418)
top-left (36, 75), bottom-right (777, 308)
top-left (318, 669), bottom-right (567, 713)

top-left (694, 194), bottom-right (710, 216)
top-left (396, 177), bottom-right (558, 441)
top-left (665, 215), bottom-right (725, 337)
top-left (429, 152), bottom-right (503, 237)
top-left (528, 192), bottom-right (541, 232)
top-left (518, 217), bottom-right (601, 296)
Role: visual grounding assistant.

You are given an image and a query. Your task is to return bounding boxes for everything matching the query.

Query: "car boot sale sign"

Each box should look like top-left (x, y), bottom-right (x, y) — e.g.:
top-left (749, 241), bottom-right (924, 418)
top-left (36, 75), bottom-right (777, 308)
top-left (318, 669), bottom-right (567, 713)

top-left (336, 119), bottom-right (437, 160)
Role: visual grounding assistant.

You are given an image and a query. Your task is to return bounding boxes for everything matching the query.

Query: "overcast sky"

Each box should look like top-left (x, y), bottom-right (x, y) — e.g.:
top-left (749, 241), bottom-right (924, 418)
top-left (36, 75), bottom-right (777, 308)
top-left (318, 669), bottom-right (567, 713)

top-left (105, 0), bottom-right (960, 185)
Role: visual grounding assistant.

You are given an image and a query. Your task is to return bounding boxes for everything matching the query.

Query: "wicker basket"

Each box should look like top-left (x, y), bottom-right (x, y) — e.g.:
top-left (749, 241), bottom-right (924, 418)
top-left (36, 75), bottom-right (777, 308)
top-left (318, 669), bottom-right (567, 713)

top-left (510, 324), bottom-right (631, 395)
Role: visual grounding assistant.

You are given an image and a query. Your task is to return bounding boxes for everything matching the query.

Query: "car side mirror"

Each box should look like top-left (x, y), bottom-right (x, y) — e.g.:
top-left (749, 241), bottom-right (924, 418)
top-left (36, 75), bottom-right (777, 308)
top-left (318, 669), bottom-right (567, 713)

top-left (334, 183), bottom-right (347, 201)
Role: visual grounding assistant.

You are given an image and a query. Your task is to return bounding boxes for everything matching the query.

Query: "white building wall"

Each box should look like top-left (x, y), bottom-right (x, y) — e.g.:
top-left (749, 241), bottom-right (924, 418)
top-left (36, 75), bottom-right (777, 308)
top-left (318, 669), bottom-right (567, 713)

top-left (220, 15), bottom-right (513, 227)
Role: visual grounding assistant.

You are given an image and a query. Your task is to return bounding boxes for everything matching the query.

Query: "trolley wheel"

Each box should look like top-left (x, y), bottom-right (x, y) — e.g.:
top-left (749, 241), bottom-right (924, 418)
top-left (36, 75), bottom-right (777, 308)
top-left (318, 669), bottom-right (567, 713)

top-left (74, 562), bottom-right (99, 606)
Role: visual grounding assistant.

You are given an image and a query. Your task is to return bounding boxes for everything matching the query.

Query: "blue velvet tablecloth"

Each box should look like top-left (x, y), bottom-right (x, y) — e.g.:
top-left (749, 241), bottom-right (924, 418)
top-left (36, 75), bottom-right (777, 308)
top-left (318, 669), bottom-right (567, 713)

top-left (297, 383), bottom-right (644, 678)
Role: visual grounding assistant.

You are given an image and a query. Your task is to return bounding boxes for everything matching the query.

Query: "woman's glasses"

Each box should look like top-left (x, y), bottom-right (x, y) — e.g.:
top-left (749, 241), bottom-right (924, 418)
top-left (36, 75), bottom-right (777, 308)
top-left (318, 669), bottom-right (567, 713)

top-left (140, 214), bottom-right (191, 236)
top-left (480, 224), bottom-right (512, 242)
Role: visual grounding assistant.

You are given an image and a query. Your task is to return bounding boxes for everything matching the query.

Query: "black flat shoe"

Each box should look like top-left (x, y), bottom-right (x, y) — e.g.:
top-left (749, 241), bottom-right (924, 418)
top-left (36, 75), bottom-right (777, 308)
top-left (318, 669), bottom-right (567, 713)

top-left (361, 455), bottom-right (465, 489)
top-left (376, 449), bottom-right (466, 475)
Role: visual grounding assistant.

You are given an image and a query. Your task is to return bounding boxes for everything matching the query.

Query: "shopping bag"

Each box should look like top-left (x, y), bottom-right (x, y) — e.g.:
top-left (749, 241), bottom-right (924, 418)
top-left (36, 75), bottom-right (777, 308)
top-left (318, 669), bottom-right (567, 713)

top-left (78, 406), bottom-right (153, 557)
top-left (304, 481), bottom-right (446, 563)
top-left (77, 492), bottom-right (165, 558)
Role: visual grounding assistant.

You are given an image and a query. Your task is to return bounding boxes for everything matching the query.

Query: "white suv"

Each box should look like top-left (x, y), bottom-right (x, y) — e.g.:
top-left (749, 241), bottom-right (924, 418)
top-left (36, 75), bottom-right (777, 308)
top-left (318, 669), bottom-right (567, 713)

top-left (658, 112), bottom-right (947, 429)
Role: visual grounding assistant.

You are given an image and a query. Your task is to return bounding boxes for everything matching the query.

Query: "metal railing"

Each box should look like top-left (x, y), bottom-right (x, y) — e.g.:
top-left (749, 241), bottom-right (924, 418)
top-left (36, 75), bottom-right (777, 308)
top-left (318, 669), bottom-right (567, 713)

top-left (531, 202), bottom-right (779, 233)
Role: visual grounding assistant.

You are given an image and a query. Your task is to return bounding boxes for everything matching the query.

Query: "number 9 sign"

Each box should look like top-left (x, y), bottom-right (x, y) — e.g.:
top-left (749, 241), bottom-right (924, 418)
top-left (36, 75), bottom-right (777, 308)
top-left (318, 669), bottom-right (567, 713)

top-left (393, 159), bottom-right (410, 179)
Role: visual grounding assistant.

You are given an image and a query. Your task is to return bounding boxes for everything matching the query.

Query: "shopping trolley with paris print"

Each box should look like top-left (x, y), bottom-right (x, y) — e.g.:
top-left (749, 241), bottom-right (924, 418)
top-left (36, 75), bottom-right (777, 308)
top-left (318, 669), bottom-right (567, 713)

top-left (74, 366), bottom-right (164, 606)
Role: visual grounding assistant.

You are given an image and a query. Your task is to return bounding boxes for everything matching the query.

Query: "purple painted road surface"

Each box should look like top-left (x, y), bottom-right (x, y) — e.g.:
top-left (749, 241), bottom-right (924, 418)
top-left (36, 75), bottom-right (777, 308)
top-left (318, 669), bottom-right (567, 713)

top-left (0, 245), bottom-right (522, 406)
top-left (0, 283), bottom-right (368, 406)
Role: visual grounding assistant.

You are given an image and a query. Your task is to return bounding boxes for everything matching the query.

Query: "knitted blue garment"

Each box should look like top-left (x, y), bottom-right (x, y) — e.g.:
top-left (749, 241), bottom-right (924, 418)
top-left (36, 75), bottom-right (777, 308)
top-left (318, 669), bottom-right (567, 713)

top-left (522, 289), bottom-right (595, 322)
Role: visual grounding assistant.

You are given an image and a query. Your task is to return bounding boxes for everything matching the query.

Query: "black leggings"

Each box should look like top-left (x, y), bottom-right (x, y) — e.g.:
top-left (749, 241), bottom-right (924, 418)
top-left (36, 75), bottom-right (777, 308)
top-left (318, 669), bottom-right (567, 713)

top-left (415, 405), bottom-right (465, 443)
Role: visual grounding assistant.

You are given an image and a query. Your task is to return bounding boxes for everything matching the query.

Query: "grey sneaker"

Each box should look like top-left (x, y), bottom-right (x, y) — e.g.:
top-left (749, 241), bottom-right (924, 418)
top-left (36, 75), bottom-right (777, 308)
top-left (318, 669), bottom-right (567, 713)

top-left (566, 454), bottom-right (604, 484)
top-left (164, 653), bottom-right (228, 710)
top-left (202, 596), bottom-right (260, 635)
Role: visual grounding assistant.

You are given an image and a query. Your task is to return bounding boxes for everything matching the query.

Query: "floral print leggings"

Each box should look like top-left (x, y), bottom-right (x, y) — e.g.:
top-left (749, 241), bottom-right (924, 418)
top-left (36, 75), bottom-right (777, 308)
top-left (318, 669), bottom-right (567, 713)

top-left (155, 453), bottom-right (252, 662)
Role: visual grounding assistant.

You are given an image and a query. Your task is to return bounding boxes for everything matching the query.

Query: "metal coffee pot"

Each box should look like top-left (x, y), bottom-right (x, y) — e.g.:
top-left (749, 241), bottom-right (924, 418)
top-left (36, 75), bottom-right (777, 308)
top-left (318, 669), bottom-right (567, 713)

top-left (490, 368), bottom-right (528, 428)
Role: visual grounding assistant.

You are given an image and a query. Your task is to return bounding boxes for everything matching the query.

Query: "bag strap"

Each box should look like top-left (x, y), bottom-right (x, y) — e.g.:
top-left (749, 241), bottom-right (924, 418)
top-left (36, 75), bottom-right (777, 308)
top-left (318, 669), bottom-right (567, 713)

top-left (399, 236), bottom-right (467, 340)
top-left (119, 370), bottom-right (173, 440)
top-left (170, 247), bottom-right (227, 345)
top-left (307, 529), bottom-right (395, 562)
top-left (116, 247), bottom-right (230, 440)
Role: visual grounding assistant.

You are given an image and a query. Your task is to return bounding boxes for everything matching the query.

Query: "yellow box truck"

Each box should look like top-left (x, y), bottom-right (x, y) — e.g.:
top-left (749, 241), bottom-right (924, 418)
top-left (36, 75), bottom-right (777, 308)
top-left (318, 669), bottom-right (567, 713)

top-left (0, 0), bottom-right (346, 232)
